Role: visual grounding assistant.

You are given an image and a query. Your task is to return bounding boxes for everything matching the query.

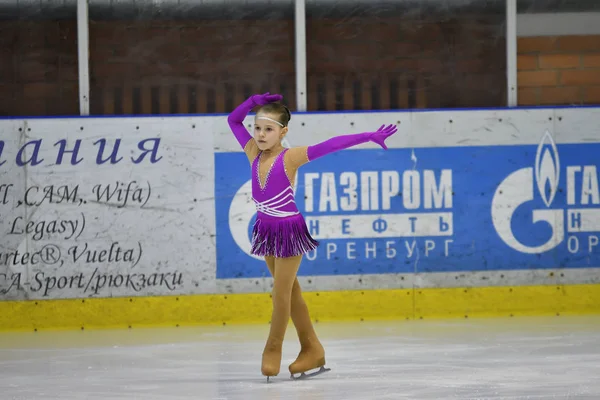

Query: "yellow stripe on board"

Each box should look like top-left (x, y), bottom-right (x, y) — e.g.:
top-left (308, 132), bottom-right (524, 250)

top-left (1, 284), bottom-right (600, 332)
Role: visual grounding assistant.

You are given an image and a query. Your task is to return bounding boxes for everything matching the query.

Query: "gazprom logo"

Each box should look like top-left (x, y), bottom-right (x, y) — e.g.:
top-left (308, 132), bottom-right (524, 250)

top-left (535, 131), bottom-right (560, 208)
top-left (491, 131), bottom-right (564, 254)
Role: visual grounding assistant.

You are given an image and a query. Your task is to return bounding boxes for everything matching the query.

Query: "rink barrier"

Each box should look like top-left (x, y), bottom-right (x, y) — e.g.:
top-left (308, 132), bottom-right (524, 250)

top-left (1, 283), bottom-right (600, 331)
top-left (2, 107), bottom-right (600, 331)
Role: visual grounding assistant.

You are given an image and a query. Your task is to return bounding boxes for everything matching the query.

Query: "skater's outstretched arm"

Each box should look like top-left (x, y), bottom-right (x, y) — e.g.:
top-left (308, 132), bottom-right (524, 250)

top-left (285, 124), bottom-right (398, 170)
top-left (307, 124), bottom-right (398, 160)
top-left (227, 92), bottom-right (282, 161)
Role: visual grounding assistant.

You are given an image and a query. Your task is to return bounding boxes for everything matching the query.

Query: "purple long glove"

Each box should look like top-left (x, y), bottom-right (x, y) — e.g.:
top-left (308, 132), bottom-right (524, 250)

top-left (307, 124), bottom-right (398, 161)
top-left (227, 92), bottom-right (283, 149)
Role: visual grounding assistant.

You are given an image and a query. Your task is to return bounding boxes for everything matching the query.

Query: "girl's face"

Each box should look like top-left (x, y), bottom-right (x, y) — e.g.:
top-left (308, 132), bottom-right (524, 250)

top-left (254, 112), bottom-right (288, 151)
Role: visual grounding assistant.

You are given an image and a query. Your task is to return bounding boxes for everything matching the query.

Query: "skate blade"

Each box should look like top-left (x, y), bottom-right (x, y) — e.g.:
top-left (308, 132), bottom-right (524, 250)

top-left (290, 366), bottom-right (331, 381)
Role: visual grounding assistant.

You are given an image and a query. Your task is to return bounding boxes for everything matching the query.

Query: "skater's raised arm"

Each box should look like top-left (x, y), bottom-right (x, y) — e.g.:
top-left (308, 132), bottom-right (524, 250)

top-left (285, 124), bottom-right (398, 169)
top-left (227, 92), bottom-right (283, 160)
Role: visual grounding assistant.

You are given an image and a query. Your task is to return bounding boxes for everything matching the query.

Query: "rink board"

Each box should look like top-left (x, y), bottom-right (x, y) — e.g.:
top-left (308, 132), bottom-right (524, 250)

top-left (1, 283), bottom-right (600, 331)
top-left (1, 106), bottom-right (600, 330)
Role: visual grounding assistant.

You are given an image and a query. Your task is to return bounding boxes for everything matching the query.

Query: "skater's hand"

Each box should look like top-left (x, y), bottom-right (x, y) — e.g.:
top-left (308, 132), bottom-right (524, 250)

top-left (251, 92), bottom-right (283, 106)
top-left (368, 124), bottom-right (398, 150)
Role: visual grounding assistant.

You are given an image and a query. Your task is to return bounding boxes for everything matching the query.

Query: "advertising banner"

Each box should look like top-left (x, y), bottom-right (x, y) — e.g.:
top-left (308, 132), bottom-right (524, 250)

top-left (0, 117), bottom-right (216, 300)
top-left (2, 107), bottom-right (599, 301)
top-left (215, 130), bottom-right (600, 280)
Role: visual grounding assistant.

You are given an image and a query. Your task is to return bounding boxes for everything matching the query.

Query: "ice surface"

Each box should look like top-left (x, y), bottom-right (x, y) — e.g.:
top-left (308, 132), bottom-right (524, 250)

top-left (1, 316), bottom-right (599, 399)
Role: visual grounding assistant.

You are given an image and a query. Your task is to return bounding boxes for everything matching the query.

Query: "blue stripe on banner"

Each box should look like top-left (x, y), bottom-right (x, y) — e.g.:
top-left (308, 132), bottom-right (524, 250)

top-left (214, 140), bottom-right (600, 279)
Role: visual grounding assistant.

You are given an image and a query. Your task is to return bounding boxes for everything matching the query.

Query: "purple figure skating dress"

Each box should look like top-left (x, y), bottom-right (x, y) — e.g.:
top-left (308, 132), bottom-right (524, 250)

top-left (250, 149), bottom-right (318, 258)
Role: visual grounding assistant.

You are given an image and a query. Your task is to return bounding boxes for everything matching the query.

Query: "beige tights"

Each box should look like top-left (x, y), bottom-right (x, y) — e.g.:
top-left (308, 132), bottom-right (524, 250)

top-left (261, 255), bottom-right (325, 377)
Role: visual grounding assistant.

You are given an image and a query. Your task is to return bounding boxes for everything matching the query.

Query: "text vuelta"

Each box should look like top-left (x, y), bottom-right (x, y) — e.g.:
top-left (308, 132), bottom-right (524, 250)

top-left (0, 241), bottom-right (143, 268)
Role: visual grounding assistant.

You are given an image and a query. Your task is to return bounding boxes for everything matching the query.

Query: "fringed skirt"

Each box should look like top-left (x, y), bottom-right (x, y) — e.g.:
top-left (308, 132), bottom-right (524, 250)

top-left (251, 213), bottom-right (319, 258)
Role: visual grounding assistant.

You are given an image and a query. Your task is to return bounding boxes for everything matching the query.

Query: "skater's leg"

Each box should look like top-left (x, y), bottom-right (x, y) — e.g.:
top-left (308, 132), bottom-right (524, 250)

top-left (290, 279), bottom-right (318, 340)
top-left (264, 255), bottom-right (276, 277)
top-left (288, 278), bottom-right (325, 375)
top-left (263, 256), bottom-right (325, 376)
top-left (261, 254), bottom-right (302, 378)
top-left (265, 256), bottom-right (314, 340)
top-left (265, 258), bottom-right (314, 334)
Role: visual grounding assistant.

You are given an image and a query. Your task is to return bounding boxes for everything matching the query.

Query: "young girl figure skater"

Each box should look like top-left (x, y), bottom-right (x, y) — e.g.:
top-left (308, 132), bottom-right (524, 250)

top-left (227, 92), bottom-right (397, 381)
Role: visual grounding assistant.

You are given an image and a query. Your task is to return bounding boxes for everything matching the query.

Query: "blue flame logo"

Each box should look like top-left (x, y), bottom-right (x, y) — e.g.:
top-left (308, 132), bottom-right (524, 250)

top-left (535, 130), bottom-right (560, 208)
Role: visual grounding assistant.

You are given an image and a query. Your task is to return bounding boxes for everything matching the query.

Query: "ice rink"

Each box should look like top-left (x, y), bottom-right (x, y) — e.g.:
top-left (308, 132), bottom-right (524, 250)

top-left (1, 315), bottom-right (599, 399)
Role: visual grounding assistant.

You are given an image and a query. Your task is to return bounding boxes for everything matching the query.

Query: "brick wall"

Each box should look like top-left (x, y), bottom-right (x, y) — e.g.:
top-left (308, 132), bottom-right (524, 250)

top-left (88, 19), bottom-right (296, 115)
top-left (88, 16), bottom-right (506, 114)
top-left (0, 15), bottom-right (505, 116)
top-left (517, 35), bottom-right (600, 105)
top-left (306, 16), bottom-right (505, 111)
top-left (2, 16), bottom-right (599, 117)
top-left (0, 21), bottom-right (79, 116)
